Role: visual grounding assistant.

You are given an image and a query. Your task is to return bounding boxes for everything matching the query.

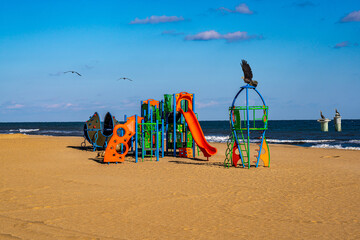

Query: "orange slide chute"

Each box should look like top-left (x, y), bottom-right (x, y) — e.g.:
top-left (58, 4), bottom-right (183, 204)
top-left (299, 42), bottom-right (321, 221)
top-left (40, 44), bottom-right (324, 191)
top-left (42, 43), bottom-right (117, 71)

top-left (176, 92), bottom-right (217, 158)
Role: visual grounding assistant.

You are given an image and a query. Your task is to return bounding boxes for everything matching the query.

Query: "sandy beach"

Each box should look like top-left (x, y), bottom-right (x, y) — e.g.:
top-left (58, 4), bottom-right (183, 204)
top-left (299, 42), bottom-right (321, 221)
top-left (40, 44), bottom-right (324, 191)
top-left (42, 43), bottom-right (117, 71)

top-left (0, 134), bottom-right (359, 239)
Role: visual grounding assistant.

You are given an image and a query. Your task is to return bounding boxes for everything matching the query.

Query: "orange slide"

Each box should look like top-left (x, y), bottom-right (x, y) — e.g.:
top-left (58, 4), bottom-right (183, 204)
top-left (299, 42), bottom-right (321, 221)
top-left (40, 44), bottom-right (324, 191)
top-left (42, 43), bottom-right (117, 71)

top-left (176, 92), bottom-right (217, 158)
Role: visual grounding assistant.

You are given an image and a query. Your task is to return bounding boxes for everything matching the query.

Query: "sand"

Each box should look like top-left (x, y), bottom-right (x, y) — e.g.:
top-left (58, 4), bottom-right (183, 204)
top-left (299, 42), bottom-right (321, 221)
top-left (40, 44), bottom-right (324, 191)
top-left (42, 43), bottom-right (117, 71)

top-left (0, 134), bottom-right (359, 239)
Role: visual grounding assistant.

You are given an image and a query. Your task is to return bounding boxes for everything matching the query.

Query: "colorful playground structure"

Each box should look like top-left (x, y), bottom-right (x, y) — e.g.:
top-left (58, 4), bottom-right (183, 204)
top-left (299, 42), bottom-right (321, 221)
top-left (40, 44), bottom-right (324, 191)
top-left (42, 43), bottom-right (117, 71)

top-left (224, 84), bottom-right (270, 168)
top-left (83, 92), bottom-right (217, 164)
top-left (82, 112), bottom-right (120, 151)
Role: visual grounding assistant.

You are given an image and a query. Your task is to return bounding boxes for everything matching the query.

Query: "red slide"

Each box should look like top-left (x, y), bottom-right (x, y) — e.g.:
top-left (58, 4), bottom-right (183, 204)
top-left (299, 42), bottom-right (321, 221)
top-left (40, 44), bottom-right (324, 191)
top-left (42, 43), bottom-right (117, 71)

top-left (176, 92), bottom-right (217, 158)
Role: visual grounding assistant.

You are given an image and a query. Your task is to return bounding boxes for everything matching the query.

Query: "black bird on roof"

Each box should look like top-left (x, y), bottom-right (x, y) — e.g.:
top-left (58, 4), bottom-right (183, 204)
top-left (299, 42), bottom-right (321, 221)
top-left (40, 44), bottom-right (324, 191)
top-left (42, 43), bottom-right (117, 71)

top-left (241, 60), bottom-right (258, 87)
top-left (320, 111), bottom-right (325, 119)
top-left (118, 77), bottom-right (133, 81)
top-left (64, 71), bottom-right (82, 76)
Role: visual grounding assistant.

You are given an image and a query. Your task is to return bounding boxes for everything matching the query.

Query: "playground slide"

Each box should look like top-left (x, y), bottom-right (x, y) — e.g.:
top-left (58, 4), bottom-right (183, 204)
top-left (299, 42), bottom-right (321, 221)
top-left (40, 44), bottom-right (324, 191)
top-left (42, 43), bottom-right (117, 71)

top-left (179, 109), bottom-right (217, 158)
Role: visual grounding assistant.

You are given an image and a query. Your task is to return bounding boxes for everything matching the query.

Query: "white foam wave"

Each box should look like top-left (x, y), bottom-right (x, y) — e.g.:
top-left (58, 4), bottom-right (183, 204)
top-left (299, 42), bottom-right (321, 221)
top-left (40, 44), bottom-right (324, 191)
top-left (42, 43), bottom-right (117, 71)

top-left (10, 129), bottom-right (40, 133)
top-left (41, 130), bottom-right (78, 134)
top-left (266, 139), bottom-right (335, 144)
top-left (349, 140), bottom-right (360, 144)
top-left (205, 136), bottom-right (229, 143)
top-left (311, 144), bottom-right (360, 151)
top-left (204, 135), bottom-right (337, 144)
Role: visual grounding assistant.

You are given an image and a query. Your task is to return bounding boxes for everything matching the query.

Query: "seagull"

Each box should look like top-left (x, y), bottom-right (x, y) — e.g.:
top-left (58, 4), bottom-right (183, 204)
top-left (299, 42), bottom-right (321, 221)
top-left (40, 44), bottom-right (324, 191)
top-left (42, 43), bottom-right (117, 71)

top-left (118, 77), bottom-right (133, 81)
top-left (320, 111), bottom-right (325, 119)
top-left (64, 71), bottom-right (81, 76)
top-left (241, 60), bottom-right (258, 87)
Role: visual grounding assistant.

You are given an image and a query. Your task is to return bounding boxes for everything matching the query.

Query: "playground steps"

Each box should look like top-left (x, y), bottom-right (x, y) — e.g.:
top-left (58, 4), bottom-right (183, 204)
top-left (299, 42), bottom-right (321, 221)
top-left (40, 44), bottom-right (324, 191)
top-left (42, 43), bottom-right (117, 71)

top-left (238, 141), bottom-right (250, 167)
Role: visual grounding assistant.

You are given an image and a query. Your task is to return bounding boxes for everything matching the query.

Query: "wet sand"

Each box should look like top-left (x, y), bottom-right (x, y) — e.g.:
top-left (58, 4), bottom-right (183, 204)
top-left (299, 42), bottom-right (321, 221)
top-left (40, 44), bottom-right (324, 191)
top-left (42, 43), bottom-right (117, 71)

top-left (0, 134), bottom-right (359, 239)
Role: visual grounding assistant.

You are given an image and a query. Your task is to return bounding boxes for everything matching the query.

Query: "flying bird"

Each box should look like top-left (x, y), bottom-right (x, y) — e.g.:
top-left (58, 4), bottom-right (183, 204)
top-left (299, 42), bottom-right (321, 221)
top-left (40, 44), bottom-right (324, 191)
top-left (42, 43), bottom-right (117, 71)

top-left (64, 71), bottom-right (81, 76)
top-left (118, 77), bottom-right (133, 82)
top-left (240, 60), bottom-right (258, 87)
top-left (320, 111), bottom-right (325, 119)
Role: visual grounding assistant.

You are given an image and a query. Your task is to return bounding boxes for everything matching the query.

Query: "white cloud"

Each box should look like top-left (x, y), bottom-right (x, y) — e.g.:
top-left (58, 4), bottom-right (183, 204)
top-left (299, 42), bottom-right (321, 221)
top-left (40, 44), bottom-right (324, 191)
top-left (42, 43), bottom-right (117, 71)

top-left (340, 10), bottom-right (360, 23)
top-left (6, 104), bottom-right (24, 109)
top-left (218, 3), bottom-right (254, 14)
top-left (185, 30), bottom-right (222, 41)
top-left (44, 103), bottom-right (76, 109)
top-left (130, 15), bottom-right (184, 24)
top-left (185, 30), bottom-right (261, 42)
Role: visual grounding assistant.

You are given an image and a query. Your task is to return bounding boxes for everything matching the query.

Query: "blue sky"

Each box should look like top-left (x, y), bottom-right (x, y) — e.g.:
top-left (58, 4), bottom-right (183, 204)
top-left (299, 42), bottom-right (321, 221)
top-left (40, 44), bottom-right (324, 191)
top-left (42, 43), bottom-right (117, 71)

top-left (0, 0), bottom-right (359, 121)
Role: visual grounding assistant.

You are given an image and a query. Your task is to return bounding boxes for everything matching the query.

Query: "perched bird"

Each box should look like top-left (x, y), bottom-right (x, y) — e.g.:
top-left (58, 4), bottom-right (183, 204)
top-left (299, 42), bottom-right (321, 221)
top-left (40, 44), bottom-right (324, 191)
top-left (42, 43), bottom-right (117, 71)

top-left (335, 109), bottom-right (340, 116)
top-left (240, 60), bottom-right (258, 87)
top-left (64, 71), bottom-right (81, 76)
top-left (320, 111), bottom-right (325, 119)
top-left (118, 77), bottom-right (133, 81)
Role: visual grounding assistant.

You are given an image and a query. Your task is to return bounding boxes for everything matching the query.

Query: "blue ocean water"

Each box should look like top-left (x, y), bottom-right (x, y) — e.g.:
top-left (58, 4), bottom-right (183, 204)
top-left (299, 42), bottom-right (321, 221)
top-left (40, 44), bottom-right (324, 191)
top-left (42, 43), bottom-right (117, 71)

top-left (0, 120), bottom-right (359, 150)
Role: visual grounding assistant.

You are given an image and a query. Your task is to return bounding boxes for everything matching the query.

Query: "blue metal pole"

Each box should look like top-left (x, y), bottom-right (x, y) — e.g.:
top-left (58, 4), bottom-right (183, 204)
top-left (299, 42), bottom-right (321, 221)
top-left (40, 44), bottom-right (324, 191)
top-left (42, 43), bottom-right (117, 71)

top-left (231, 87), bottom-right (245, 167)
top-left (173, 93), bottom-right (176, 157)
top-left (142, 119), bottom-right (145, 160)
top-left (135, 115), bottom-right (138, 163)
top-left (246, 86), bottom-right (250, 169)
top-left (156, 120), bottom-right (159, 161)
top-left (150, 108), bottom-right (153, 158)
top-left (161, 118), bottom-right (164, 158)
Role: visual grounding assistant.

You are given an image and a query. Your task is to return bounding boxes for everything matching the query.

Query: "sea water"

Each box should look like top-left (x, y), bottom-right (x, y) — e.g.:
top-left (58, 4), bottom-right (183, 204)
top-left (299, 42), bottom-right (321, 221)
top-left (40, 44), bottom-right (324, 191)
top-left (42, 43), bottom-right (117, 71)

top-left (0, 120), bottom-right (359, 150)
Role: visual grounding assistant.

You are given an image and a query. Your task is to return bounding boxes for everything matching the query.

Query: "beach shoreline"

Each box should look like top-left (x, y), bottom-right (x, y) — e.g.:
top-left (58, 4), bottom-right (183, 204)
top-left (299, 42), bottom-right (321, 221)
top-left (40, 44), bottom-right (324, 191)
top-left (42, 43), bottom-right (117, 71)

top-left (1, 134), bottom-right (359, 239)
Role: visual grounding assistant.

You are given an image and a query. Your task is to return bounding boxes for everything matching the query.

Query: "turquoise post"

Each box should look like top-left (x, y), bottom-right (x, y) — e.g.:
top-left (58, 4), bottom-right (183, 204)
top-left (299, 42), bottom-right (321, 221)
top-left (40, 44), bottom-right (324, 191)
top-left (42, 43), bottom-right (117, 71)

top-left (150, 107), bottom-right (153, 158)
top-left (156, 119), bottom-right (159, 161)
top-left (161, 118), bottom-right (164, 158)
top-left (246, 87), bottom-right (250, 169)
top-left (135, 115), bottom-right (138, 163)
top-left (173, 93), bottom-right (176, 157)
top-left (141, 119), bottom-right (145, 160)
top-left (161, 100), bottom-right (164, 158)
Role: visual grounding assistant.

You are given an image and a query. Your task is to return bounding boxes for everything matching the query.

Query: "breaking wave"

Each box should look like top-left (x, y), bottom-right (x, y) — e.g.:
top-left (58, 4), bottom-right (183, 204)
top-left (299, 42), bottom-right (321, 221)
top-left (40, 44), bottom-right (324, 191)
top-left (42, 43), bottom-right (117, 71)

top-left (311, 144), bottom-right (360, 151)
top-left (10, 129), bottom-right (40, 133)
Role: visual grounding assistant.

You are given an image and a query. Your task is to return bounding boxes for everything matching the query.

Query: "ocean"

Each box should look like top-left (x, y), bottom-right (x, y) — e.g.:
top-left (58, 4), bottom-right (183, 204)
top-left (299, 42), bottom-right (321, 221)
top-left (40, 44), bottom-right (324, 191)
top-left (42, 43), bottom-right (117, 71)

top-left (0, 120), bottom-right (359, 150)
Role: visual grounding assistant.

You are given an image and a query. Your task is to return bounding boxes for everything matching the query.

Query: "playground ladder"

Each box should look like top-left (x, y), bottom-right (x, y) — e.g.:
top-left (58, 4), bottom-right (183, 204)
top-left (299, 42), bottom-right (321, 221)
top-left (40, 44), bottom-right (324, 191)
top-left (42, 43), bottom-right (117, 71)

top-left (238, 140), bottom-right (249, 167)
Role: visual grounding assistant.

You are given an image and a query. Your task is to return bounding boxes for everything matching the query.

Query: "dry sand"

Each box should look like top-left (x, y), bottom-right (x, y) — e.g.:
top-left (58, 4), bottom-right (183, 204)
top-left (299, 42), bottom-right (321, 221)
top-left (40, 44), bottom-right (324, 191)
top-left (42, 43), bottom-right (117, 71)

top-left (0, 134), bottom-right (359, 239)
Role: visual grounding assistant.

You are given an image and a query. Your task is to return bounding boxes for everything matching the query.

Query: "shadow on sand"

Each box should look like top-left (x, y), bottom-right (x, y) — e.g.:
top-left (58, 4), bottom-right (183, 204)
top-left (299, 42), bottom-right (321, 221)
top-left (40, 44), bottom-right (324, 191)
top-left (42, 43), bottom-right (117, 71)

top-left (168, 159), bottom-right (224, 168)
top-left (67, 145), bottom-right (98, 151)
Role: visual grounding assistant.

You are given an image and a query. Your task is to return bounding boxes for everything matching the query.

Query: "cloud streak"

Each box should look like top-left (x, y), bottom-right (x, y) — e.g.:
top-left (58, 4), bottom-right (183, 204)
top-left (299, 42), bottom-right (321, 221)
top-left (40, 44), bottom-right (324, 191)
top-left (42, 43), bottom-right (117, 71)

top-left (130, 15), bottom-right (184, 24)
top-left (340, 10), bottom-right (360, 23)
top-left (333, 41), bottom-right (358, 49)
top-left (43, 103), bottom-right (75, 109)
top-left (185, 30), bottom-right (262, 43)
top-left (217, 3), bottom-right (254, 15)
top-left (6, 103), bottom-right (25, 109)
